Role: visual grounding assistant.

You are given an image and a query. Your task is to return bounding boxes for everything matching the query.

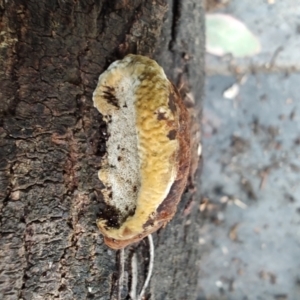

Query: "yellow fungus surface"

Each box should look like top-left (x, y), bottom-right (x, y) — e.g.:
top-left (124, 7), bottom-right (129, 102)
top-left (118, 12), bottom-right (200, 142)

top-left (93, 55), bottom-right (179, 242)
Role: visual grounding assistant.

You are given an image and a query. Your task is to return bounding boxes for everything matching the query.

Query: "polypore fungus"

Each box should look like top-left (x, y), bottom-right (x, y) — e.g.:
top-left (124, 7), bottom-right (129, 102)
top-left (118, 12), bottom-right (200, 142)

top-left (93, 54), bottom-right (190, 249)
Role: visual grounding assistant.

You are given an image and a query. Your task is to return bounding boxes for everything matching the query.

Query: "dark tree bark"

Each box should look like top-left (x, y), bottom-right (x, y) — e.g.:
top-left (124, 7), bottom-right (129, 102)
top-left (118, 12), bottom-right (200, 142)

top-left (0, 1), bottom-right (204, 299)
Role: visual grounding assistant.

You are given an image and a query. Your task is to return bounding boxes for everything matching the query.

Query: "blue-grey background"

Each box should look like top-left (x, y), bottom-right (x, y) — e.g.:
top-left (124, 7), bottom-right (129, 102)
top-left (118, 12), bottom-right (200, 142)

top-left (198, 1), bottom-right (300, 299)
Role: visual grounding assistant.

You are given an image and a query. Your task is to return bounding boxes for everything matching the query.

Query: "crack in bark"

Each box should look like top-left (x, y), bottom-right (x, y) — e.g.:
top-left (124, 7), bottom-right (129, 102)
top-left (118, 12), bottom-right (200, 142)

top-left (169, 0), bottom-right (182, 51)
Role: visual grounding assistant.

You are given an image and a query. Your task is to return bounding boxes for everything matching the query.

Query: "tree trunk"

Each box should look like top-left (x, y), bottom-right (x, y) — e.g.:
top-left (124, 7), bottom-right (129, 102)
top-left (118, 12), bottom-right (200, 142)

top-left (0, 1), bottom-right (204, 299)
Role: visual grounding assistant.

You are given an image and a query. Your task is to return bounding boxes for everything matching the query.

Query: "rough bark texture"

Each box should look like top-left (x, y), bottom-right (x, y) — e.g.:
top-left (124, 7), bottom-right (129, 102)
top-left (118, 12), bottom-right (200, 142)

top-left (0, 0), bottom-right (204, 299)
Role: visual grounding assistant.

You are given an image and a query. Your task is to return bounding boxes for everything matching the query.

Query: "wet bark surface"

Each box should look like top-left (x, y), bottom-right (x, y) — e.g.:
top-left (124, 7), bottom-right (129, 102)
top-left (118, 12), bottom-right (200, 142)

top-left (0, 1), bottom-right (204, 299)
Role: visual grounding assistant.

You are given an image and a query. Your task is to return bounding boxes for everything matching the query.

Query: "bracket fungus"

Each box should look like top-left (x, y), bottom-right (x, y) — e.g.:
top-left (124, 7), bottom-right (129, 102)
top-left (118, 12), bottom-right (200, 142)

top-left (93, 54), bottom-right (191, 249)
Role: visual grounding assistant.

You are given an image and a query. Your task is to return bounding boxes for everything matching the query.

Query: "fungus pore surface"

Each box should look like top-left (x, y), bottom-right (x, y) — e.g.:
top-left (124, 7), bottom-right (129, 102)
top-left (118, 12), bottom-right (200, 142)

top-left (93, 55), bottom-right (182, 247)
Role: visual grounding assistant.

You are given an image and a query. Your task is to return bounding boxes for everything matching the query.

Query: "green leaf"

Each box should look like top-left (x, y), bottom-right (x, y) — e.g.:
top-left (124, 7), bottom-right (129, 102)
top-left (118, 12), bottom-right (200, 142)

top-left (206, 14), bottom-right (261, 57)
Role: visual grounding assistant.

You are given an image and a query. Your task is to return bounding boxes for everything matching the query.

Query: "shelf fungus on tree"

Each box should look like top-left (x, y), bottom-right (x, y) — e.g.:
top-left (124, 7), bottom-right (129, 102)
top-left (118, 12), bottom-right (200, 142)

top-left (93, 54), bottom-right (191, 249)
